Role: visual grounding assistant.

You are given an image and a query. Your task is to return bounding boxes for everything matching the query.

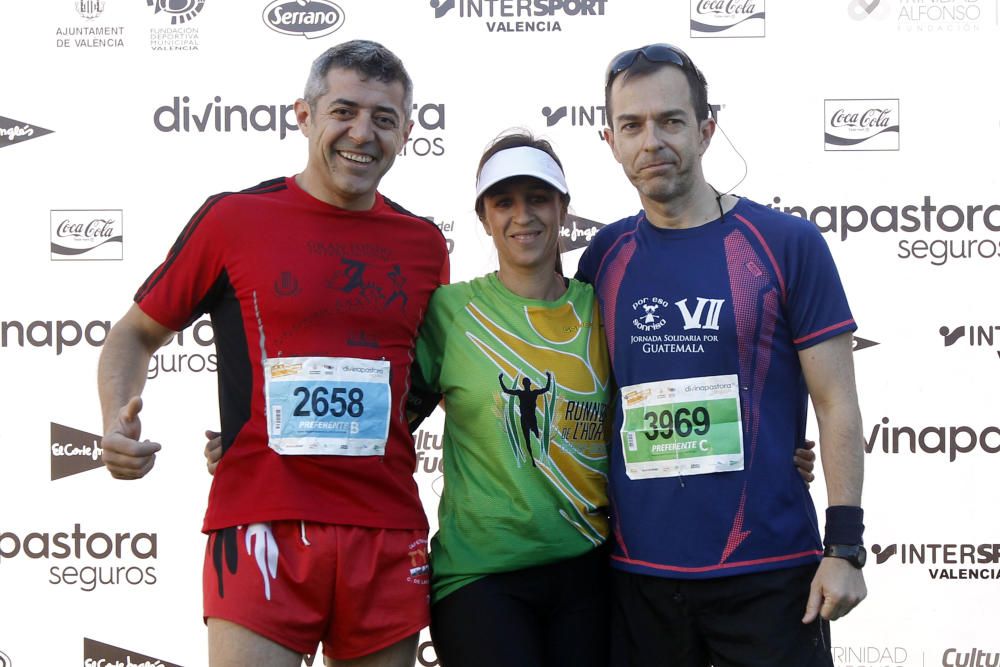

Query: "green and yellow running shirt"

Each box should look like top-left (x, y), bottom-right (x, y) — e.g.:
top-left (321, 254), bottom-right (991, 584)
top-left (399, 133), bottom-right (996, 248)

top-left (414, 273), bottom-right (611, 602)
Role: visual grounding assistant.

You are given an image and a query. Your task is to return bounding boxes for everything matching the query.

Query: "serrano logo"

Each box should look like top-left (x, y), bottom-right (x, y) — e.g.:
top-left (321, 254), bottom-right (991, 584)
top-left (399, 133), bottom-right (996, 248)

top-left (262, 0), bottom-right (346, 38)
top-left (83, 638), bottom-right (181, 667)
top-left (50, 209), bottom-right (123, 260)
top-left (0, 115), bottom-right (54, 150)
top-left (51, 423), bottom-right (105, 481)
top-left (690, 0), bottom-right (765, 37)
top-left (824, 99), bottom-right (900, 151)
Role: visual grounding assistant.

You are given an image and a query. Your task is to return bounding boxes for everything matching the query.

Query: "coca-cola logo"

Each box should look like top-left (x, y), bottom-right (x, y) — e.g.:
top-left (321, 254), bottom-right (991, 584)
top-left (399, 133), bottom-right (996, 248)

top-left (830, 108), bottom-right (892, 129)
top-left (50, 210), bottom-right (123, 260)
top-left (824, 98), bottom-right (899, 150)
top-left (262, 0), bottom-right (345, 38)
top-left (695, 0), bottom-right (758, 15)
top-left (56, 218), bottom-right (116, 240)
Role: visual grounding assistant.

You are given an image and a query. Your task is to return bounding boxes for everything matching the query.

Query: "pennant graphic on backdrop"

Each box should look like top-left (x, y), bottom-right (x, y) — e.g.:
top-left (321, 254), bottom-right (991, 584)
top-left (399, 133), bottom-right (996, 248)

top-left (83, 638), bottom-right (183, 667)
top-left (0, 116), bottom-right (53, 149)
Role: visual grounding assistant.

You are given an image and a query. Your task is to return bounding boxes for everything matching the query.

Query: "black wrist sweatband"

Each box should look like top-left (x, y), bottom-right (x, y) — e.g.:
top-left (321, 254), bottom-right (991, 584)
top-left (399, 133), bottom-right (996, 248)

top-left (823, 505), bottom-right (864, 546)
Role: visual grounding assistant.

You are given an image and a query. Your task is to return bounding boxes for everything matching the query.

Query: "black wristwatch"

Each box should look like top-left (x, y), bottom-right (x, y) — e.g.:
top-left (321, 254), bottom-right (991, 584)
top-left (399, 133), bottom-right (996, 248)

top-left (823, 544), bottom-right (867, 569)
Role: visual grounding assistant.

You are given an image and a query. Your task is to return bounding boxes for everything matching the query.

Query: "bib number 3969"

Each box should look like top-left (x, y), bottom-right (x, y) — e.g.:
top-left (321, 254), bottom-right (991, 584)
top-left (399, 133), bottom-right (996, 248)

top-left (642, 406), bottom-right (710, 441)
top-left (620, 374), bottom-right (744, 480)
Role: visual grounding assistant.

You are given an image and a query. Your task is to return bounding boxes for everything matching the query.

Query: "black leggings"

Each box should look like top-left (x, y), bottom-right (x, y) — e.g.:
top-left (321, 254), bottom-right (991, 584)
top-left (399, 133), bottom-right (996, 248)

top-left (430, 546), bottom-right (610, 667)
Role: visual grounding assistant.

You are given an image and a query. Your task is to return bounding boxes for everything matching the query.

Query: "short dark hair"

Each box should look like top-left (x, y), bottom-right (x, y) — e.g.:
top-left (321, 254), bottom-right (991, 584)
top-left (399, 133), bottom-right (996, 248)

top-left (604, 51), bottom-right (710, 126)
top-left (304, 40), bottom-right (413, 118)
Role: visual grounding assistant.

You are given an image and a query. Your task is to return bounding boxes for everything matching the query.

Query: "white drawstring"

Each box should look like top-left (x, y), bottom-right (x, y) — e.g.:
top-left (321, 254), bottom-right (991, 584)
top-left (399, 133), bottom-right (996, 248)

top-left (299, 520), bottom-right (311, 546)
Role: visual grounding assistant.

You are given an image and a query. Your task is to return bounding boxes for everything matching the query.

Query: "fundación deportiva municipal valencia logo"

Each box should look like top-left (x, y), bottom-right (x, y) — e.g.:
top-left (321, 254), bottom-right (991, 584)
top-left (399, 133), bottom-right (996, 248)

top-left (262, 0), bottom-right (346, 38)
top-left (0, 116), bottom-right (54, 150)
top-left (824, 99), bottom-right (899, 151)
top-left (146, 0), bottom-right (205, 24)
top-left (690, 0), bottom-right (765, 37)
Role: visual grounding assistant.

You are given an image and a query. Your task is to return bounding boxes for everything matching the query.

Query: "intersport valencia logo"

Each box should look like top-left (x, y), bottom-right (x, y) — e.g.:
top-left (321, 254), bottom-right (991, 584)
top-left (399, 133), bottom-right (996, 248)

top-left (262, 0), bottom-right (345, 38)
top-left (0, 115), bottom-right (54, 150)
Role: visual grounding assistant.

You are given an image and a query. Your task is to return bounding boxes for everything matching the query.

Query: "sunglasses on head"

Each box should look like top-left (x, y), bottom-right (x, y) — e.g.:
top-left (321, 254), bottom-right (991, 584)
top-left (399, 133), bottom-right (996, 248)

top-left (604, 43), bottom-right (694, 89)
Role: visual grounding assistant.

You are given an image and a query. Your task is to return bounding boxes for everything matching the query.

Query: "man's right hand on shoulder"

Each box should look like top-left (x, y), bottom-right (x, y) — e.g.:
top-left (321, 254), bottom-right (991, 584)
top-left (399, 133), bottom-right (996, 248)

top-left (102, 396), bottom-right (162, 480)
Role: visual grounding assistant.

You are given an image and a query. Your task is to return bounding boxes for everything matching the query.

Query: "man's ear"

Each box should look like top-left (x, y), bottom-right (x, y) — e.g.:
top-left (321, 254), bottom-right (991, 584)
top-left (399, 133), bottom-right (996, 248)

top-left (294, 99), bottom-right (312, 137)
top-left (603, 127), bottom-right (622, 164)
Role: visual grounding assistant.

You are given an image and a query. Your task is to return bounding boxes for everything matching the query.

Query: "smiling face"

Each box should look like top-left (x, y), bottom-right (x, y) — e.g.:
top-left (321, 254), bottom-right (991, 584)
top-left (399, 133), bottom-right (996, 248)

top-left (295, 67), bottom-right (412, 210)
top-left (604, 65), bottom-right (714, 207)
top-left (480, 176), bottom-right (566, 277)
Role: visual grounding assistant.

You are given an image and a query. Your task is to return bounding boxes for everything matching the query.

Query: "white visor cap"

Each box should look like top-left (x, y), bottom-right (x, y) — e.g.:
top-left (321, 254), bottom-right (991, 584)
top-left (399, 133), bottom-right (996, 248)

top-left (475, 146), bottom-right (569, 201)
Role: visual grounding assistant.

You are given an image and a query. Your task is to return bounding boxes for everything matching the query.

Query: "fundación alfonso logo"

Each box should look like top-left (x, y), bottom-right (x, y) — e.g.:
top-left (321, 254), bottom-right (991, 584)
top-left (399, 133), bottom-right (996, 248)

top-left (429, 0), bottom-right (607, 33)
top-left (262, 0), bottom-right (345, 38)
top-left (0, 116), bottom-right (53, 150)
top-left (50, 209), bottom-right (123, 260)
top-left (690, 0), bottom-right (765, 37)
top-left (824, 98), bottom-right (899, 151)
top-left (83, 638), bottom-right (181, 667)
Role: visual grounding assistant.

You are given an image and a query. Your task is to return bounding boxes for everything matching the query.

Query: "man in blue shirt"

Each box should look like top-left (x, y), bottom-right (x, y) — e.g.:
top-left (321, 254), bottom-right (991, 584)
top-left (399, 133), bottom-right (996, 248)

top-left (576, 44), bottom-right (867, 666)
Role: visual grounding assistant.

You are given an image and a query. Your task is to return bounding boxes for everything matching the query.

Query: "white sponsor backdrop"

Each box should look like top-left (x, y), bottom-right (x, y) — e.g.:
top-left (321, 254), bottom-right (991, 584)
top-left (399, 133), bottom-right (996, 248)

top-left (1, 1), bottom-right (998, 665)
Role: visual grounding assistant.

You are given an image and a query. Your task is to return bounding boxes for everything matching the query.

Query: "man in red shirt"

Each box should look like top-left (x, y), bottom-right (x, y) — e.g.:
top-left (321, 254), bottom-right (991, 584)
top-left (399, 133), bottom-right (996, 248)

top-left (97, 40), bottom-right (449, 666)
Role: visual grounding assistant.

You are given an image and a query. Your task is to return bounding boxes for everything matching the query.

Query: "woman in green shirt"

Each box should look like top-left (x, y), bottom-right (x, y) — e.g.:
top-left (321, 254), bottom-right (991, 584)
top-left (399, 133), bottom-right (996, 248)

top-left (412, 131), bottom-right (614, 667)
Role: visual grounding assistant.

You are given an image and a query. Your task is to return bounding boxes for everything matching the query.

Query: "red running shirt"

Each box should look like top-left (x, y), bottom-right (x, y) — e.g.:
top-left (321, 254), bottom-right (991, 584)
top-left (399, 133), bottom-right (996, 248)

top-left (136, 176), bottom-right (450, 532)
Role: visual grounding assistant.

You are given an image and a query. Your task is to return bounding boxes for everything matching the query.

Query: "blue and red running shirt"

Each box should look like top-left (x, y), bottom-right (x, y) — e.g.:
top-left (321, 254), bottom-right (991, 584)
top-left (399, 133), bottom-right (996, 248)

top-left (575, 197), bottom-right (856, 579)
top-left (135, 176), bottom-right (449, 533)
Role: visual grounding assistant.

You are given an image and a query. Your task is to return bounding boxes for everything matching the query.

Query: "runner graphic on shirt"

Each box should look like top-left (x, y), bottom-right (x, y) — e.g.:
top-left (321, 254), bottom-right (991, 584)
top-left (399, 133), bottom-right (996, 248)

top-left (499, 372), bottom-right (552, 467)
